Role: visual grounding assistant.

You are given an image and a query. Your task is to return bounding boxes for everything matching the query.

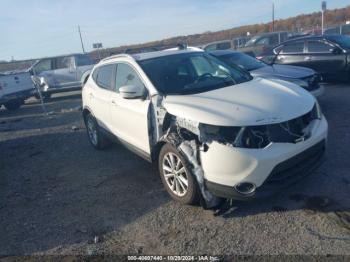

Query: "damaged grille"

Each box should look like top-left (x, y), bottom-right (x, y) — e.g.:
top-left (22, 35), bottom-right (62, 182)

top-left (204, 103), bottom-right (320, 149)
top-left (265, 139), bottom-right (325, 184)
top-left (240, 104), bottom-right (319, 148)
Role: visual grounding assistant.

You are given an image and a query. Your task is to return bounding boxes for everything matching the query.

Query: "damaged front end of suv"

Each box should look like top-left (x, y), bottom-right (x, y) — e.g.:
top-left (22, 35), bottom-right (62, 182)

top-left (84, 48), bottom-right (328, 209)
top-left (147, 88), bottom-right (327, 209)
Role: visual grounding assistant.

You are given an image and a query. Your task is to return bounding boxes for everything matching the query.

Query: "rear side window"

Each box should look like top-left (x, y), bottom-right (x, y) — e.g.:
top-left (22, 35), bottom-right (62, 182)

top-left (308, 41), bottom-right (333, 53)
top-left (216, 42), bottom-right (231, 50)
top-left (115, 63), bottom-right (144, 92)
top-left (93, 64), bottom-right (114, 90)
top-left (280, 41), bottom-right (304, 54)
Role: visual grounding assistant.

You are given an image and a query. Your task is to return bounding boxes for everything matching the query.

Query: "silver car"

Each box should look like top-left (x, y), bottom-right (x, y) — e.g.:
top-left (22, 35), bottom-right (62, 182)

top-left (31, 54), bottom-right (95, 99)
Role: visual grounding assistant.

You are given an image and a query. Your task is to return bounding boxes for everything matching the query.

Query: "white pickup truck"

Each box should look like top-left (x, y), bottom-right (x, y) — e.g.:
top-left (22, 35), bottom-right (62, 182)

top-left (0, 71), bottom-right (35, 111)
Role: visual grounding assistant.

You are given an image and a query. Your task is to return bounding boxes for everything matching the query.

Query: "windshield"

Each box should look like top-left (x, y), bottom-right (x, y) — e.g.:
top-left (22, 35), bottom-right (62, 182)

top-left (138, 52), bottom-right (252, 95)
top-left (328, 35), bottom-right (350, 49)
top-left (217, 52), bottom-right (267, 71)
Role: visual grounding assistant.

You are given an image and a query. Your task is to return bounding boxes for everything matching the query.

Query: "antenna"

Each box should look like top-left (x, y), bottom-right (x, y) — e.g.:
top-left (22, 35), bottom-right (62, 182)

top-left (272, 2), bottom-right (275, 32)
top-left (78, 25), bottom-right (86, 53)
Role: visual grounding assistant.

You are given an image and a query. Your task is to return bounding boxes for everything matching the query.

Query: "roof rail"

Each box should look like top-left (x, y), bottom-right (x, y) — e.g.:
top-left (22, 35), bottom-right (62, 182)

top-left (101, 53), bottom-right (134, 62)
top-left (123, 46), bottom-right (160, 54)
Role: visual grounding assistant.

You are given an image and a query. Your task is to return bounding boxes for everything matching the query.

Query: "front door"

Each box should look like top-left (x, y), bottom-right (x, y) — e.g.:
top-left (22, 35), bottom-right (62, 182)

top-left (274, 40), bottom-right (307, 67)
top-left (110, 63), bottom-right (151, 155)
top-left (89, 64), bottom-right (115, 130)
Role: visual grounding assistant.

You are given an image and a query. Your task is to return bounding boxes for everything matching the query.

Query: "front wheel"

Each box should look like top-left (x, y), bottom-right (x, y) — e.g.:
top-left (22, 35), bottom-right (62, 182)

top-left (158, 143), bottom-right (200, 205)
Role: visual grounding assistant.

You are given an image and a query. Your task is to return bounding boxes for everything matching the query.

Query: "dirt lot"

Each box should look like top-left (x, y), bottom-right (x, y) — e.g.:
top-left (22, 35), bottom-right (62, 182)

top-left (0, 85), bottom-right (349, 256)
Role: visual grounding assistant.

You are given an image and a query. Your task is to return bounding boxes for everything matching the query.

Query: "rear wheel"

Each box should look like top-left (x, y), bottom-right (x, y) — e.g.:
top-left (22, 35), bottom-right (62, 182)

top-left (158, 143), bottom-right (200, 205)
top-left (4, 99), bottom-right (23, 111)
top-left (84, 113), bottom-right (110, 149)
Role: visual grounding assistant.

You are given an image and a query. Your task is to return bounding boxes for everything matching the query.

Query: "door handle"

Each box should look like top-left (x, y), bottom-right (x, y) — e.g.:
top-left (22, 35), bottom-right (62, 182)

top-left (89, 93), bottom-right (94, 99)
top-left (111, 100), bottom-right (118, 106)
top-left (304, 56), bottom-right (312, 61)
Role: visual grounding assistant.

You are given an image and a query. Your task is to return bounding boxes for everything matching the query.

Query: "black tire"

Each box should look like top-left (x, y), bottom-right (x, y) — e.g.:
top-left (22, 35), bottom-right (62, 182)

top-left (4, 99), bottom-right (23, 111)
top-left (158, 143), bottom-right (200, 205)
top-left (84, 113), bottom-right (110, 150)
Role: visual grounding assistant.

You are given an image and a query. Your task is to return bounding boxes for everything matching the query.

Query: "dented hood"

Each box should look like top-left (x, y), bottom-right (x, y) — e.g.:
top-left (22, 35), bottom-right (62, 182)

top-left (163, 77), bottom-right (315, 126)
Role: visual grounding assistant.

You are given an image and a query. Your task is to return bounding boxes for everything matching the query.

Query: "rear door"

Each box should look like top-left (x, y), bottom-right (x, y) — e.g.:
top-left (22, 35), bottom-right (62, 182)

top-left (305, 39), bottom-right (347, 75)
top-left (52, 56), bottom-right (79, 88)
top-left (89, 64), bottom-right (115, 130)
top-left (274, 40), bottom-right (307, 66)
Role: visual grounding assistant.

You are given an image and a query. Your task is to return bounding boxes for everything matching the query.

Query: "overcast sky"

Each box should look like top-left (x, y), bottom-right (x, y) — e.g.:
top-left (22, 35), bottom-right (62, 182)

top-left (0, 0), bottom-right (349, 60)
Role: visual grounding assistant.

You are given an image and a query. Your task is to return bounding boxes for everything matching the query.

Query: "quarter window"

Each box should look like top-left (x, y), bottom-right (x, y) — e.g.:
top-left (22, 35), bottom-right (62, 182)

top-left (308, 41), bottom-right (333, 53)
top-left (115, 63), bottom-right (144, 92)
top-left (280, 41), bottom-right (304, 53)
top-left (93, 64), bottom-right (114, 90)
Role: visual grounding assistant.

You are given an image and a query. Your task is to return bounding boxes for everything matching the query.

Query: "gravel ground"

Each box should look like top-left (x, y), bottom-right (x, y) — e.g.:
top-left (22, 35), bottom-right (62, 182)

top-left (0, 86), bottom-right (349, 256)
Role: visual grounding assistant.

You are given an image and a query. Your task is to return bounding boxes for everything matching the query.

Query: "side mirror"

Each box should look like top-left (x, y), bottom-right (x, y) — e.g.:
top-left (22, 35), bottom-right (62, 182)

top-left (119, 85), bottom-right (144, 99)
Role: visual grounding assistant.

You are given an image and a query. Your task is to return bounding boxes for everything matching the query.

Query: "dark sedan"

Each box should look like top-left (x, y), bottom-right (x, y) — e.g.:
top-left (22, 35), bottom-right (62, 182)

top-left (210, 50), bottom-right (324, 97)
top-left (259, 35), bottom-right (350, 81)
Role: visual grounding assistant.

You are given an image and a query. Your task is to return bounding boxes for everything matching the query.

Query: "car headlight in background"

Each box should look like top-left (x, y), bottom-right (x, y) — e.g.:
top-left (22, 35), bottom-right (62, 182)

top-left (287, 78), bottom-right (309, 88)
top-left (314, 100), bottom-right (323, 119)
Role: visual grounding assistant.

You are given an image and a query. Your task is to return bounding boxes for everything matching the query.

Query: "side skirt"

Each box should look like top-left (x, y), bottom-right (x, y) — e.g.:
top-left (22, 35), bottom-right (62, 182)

top-left (99, 127), bottom-right (152, 163)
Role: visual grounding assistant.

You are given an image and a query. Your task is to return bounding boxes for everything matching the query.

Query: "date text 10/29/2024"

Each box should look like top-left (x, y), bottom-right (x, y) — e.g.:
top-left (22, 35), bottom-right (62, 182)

top-left (127, 255), bottom-right (220, 261)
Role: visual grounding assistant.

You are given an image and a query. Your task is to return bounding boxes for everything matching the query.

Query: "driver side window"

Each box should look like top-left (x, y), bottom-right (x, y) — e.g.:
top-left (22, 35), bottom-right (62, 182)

top-left (115, 63), bottom-right (144, 92)
top-left (34, 59), bottom-right (52, 74)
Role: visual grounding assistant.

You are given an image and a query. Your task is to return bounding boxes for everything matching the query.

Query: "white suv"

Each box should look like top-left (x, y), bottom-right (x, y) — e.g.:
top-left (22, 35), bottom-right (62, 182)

top-left (82, 47), bottom-right (328, 208)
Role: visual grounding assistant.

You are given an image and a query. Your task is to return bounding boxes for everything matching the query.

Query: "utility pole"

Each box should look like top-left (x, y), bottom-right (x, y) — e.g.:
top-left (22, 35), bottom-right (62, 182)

top-left (272, 2), bottom-right (275, 32)
top-left (322, 1), bottom-right (327, 35)
top-left (78, 25), bottom-right (86, 53)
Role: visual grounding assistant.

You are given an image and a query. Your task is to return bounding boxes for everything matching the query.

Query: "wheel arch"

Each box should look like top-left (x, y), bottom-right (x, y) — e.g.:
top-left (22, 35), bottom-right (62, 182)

top-left (81, 70), bottom-right (91, 85)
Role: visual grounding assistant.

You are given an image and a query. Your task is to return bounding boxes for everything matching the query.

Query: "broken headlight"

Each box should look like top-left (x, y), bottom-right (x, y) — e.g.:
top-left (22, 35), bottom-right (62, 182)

top-left (199, 124), bottom-right (270, 149)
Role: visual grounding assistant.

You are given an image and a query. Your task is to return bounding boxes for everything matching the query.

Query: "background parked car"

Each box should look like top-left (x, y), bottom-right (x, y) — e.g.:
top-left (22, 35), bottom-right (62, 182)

top-left (324, 23), bottom-right (350, 36)
top-left (31, 53), bottom-right (95, 99)
top-left (202, 36), bottom-right (252, 52)
top-left (238, 31), bottom-right (293, 57)
top-left (202, 40), bottom-right (233, 52)
top-left (210, 50), bottom-right (324, 97)
top-left (0, 70), bottom-right (34, 110)
top-left (259, 35), bottom-right (350, 81)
